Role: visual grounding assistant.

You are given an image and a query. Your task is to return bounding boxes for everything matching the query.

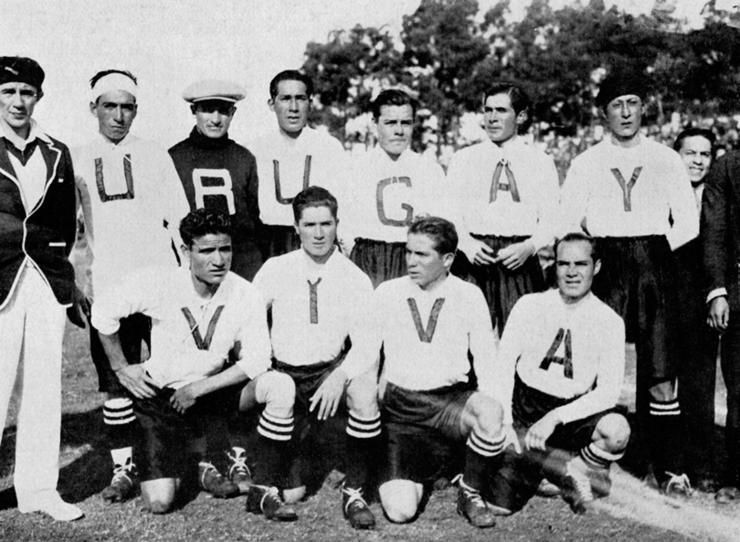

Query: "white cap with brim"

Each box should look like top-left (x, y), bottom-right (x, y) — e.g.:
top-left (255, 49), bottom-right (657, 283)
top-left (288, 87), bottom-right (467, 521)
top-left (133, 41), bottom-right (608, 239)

top-left (183, 80), bottom-right (246, 103)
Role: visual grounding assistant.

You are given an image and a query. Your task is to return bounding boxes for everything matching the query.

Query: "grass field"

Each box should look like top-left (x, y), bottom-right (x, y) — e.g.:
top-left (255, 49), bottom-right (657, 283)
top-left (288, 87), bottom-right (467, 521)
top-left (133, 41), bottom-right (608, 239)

top-left (1, 255), bottom-right (740, 540)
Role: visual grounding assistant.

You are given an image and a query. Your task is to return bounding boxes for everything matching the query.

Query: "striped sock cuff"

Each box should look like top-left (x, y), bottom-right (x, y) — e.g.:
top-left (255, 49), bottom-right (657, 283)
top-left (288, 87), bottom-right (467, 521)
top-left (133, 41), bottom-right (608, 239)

top-left (649, 399), bottom-right (681, 417)
top-left (467, 430), bottom-right (506, 458)
top-left (580, 442), bottom-right (622, 469)
top-left (258, 411), bottom-right (294, 441)
top-left (346, 413), bottom-right (381, 439)
top-left (103, 397), bottom-right (136, 426)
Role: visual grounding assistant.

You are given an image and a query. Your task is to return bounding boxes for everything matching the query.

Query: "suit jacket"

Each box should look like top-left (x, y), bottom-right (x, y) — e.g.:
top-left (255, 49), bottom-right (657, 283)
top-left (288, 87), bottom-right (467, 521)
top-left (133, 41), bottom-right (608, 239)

top-left (702, 151), bottom-right (740, 311)
top-left (0, 134), bottom-right (77, 309)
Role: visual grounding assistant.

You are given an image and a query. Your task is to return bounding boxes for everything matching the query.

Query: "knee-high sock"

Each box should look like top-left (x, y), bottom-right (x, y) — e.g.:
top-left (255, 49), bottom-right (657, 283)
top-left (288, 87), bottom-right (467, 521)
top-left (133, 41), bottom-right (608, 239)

top-left (345, 412), bottom-right (382, 489)
top-left (463, 430), bottom-right (506, 491)
top-left (254, 410), bottom-right (294, 486)
top-left (648, 398), bottom-right (684, 483)
top-left (104, 397), bottom-right (137, 468)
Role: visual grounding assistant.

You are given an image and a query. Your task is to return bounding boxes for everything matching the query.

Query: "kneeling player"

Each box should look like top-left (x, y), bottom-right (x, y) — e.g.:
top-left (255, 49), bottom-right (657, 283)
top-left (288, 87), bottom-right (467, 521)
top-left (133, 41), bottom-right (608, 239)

top-left (253, 187), bottom-right (381, 529)
top-left (91, 209), bottom-right (296, 519)
top-left (371, 217), bottom-right (507, 529)
top-left (489, 232), bottom-right (630, 514)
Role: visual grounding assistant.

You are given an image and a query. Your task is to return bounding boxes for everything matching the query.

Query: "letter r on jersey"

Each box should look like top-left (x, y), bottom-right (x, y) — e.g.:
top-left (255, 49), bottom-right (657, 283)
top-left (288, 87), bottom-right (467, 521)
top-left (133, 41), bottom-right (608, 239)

top-left (192, 168), bottom-right (236, 215)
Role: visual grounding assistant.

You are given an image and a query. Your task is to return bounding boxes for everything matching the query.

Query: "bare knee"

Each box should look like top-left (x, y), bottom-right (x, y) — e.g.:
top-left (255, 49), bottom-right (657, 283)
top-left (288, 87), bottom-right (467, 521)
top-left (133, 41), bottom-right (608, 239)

top-left (380, 480), bottom-right (422, 523)
top-left (282, 485), bottom-right (306, 504)
top-left (141, 478), bottom-right (177, 514)
top-left (347, 375), bottom-right (379, 419)
top-left (253, 371), bottom-right (296, 417)
top-left (648, 380), bottom-right (676, 402)
top-left (593, 413), bottom-right (631, 452)
top-left (464, 393), bottom-right (503, 438)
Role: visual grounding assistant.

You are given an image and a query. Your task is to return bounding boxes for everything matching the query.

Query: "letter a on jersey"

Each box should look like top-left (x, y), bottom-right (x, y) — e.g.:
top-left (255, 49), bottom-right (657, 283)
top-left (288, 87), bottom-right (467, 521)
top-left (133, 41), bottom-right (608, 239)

top-left (538, 327), bottom-right (573, 378)
top-left (407, 298), bottom-right (445, 343)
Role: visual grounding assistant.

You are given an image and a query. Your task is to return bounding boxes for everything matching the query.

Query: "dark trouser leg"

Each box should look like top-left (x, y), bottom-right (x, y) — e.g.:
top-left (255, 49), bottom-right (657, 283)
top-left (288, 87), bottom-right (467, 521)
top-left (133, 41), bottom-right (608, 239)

top-left (721, 312), bottom-right (740, 487)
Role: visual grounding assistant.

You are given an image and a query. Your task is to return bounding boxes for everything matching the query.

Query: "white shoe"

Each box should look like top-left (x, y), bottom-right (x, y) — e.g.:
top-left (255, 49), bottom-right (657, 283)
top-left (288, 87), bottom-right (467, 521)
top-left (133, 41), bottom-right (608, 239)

top-left (18, 493), bottom-right (84, 521)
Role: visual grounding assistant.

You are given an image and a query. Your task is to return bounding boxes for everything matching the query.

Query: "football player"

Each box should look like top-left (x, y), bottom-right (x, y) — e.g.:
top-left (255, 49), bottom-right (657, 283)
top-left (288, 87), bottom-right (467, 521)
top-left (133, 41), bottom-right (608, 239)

top-left (489, 232), bottom-right (630, 515)
top-left (253, 186), bottom-right (380, 529)
top-left (446, 82), bottom-right (560, 334)
top-left (342, 89), bottom-right (447, 287)
top-left (91, 208), bottom-right (297, 520)
top-left (72, 69), bottom-right (190, 503)
top-left (560, 72), bottom-right (698, 495)
top-left (250, 70), bottom-right (347, 259)
top-left (370, 216), bottom-right (507, 529)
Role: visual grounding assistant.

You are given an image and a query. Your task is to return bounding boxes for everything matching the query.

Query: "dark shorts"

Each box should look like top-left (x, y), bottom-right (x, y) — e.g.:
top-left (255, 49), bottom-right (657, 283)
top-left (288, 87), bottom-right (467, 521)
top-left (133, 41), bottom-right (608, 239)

top-left (133, 383), bottom-right (243, 481)
top-left (259, 224), bottom-right (301, 261)
top-left (592, 235), bottom-right (677, 380)
top-left (89, 312), bottom-right (151, 394)
top-left (273, 356), bottom-right (345, 417)
top-left (467, 234), bottom-right (545, 333)
top-left (350, 238), bottom-right (407, 288)
top-left (486, 377), bottom-right (625, 512)
top-left (381, 381), bottom-right (475, 484)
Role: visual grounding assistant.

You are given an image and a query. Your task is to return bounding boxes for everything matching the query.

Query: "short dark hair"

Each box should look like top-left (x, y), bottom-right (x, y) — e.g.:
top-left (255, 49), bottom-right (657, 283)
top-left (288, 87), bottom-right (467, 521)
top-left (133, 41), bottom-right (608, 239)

top-left (269, 70), bottom-right (314, 100)
top-left (483, 82), bottom-right (531, 116)
top-left (179, 208), bottom-right (232, 247)
top-left (292, 186), bottom-right (338, 223)
top-left (673, 127), bottom-right (717, 159)
top-left (554, 232), bottom-right (599, 263)
top-left (89, 69), bottom-right (138, 89)
top-left (371, 89), bottom-right (416, 119)
top-left (408, 216), bottom-right (458, 255)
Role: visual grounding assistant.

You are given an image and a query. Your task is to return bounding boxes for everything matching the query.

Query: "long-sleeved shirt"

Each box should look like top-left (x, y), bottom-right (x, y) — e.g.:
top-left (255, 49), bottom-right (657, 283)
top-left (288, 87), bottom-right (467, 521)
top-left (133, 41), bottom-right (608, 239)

top-left (370, 274), bottom-right (497, 393)
top-left (560, 136), bottom-right (698, 250)
top-left (92, 267), bottom-right (271, 389)
top-left (252, 248), bottom-right (376, 380)
top-left (72, 133), bottom-right (190, 297)
top-left (446, 136), bottom-right (560, 259)
top-left (494, 289), bottom-right (625, 426)
top-left (250, 127), bottom-right (347, 226)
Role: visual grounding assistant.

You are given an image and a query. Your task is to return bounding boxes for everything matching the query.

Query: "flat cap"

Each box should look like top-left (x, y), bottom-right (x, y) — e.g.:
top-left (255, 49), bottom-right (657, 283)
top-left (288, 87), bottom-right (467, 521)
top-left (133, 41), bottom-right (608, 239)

top-left (183, 79), bottom-right (246, 103)
top-left (595, 72), bottom-right (648, 109)
top-left (0, 56), bottom-right (45, 91)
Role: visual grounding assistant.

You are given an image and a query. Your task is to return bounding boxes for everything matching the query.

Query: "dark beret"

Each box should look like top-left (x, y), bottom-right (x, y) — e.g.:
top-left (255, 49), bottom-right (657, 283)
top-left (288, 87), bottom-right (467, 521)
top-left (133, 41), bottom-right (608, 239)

top-left (596, 72), bottom-right (647, 109)
top-left (0, 56), bottom-right (44, 92)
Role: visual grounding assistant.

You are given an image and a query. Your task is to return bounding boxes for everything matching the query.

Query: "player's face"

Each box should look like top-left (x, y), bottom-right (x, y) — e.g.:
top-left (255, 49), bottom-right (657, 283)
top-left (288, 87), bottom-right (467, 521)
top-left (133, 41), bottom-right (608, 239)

top-left (269, 79), bottom-right (310, 138)
top-left (604, 94), bottom-right (643, 142)
top-left (555, 240), bottom-right (601, 304)
top-left (483, 92), bottom-right (523, 145)
top-left (0, 82), bottom-right (40, 137)
top-left (295, 205), bottom-right (337, 263)
top-left (406, 233), bottom-right (453, 290)
top-left (193, 100), bottom-right (235, 139)
top-left (678, 135), bottom-right (713, 183)
top-left (91, 90), bottom-right (137, 144)
top-left (375, 104), bottom-right (414, 159)
top-left (184, 233), bottom-right (233, 287)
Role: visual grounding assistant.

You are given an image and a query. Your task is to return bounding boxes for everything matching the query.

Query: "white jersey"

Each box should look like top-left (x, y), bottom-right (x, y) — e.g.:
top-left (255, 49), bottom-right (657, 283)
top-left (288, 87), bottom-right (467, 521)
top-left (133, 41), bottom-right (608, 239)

top-left (91, 267), bottom-right (271, 389)
top-left (340, 146), bottom-right (448, 246)
top-left (446, 136), bottom-right (560, 259)
top-left (495, 289), bottom-right (625, 425)
top-left (561, 136), bottom-right (698, 250)
top-left (370, 274), bottom-right (497, 392)
top-left (251, 127), bottom-right (347, 226)
top-left (253, 248), bottom-right (375, 380)
top-left (72, 133), bottom-right (189, 296)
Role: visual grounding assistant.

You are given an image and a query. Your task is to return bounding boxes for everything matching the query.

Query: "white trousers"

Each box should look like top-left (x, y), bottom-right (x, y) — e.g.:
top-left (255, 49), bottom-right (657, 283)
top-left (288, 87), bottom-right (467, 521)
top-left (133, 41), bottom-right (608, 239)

top-left (0, 265), bottom-right (66, 506)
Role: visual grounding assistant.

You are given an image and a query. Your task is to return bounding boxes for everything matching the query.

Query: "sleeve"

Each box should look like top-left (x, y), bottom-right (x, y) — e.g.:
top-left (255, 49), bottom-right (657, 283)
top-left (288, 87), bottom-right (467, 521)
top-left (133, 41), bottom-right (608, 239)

top-left (558, 155), bottom-right (590, 238)
top-left (529, 154), bottom-right (561, 251)
top-left (702, 154), bottom-right (731, 296)
top-left (665, 154), bottom-right (699, 250)
top-left (552, 313), bottom-right (626, 424)
top-left (445, 150), bottom-right (479, 261)
top-left (251, 260), bottom-right (274, 308)
top-left (467, 285), bottom-right (499, 399)
top-left (161, 152), bottom-right (191, 253)
top-left (91, 269), bottom-right (157, 335)
top-left (492, 297), bottom-right (530, 425)
top-left (339, 273), bottom-right (379, 380)
top-left (245, 151), bottom-right (262, 236)
top-left (234, 288), bottom-right (272, 379)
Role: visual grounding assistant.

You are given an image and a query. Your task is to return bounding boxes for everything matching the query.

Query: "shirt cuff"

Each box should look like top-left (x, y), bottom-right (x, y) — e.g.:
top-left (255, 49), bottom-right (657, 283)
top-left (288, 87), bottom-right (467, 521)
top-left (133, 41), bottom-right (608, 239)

top-left (707, 288), bottom-right (728, 304)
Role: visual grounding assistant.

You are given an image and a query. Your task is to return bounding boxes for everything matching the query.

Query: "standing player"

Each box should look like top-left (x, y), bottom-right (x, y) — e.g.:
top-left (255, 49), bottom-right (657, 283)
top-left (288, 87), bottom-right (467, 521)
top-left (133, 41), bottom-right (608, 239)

top-left (489, 233), bottom-right (630, 515)
top-left (343, 89), bottom-right (447, 287)
top-left (253, 186), bottom-right (380, 529)
top-left (560, 73), bottom-right (698, 495)
top-left (673, 128), bottom-right (719, 493)
top-left (91, 209), bottom-right (296, 519)
top-left (446, 82), bottom-right (560, 333)
top-left (169, 79), bottom-right (262, 281)
top-left (72, 69), bottom-right (190, 503)
top-left (371, 216), bottom-right (507, 529)
top-left (0, 56), bottom-right (82, 521)
top-left (250, 70), bottom-right (347, 259)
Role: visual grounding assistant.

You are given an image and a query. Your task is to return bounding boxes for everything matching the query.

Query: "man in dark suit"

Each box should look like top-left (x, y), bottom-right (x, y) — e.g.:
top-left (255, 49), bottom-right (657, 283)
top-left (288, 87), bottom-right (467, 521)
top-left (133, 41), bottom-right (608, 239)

top-left (703, 145), bottom-right (740, 503)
